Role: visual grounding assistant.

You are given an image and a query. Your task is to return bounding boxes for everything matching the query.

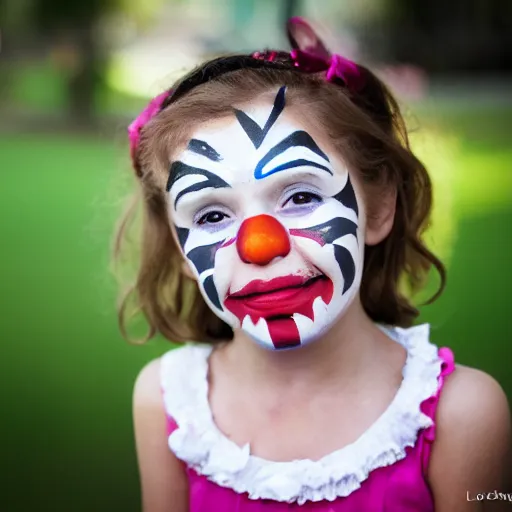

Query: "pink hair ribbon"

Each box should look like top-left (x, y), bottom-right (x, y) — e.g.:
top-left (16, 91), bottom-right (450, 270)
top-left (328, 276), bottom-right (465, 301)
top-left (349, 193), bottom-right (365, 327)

top-left (127, 90), bottom-right (170, 165)
top-left (254, 17), bottom-right (364, 92)
top-left (290, 48), bottom-right (363, 91)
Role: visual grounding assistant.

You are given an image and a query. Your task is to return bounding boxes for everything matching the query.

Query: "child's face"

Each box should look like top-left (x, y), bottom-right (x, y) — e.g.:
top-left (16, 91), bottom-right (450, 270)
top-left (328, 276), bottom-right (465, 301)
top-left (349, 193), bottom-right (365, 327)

top-left (167, 87), bottom-right (365, 350)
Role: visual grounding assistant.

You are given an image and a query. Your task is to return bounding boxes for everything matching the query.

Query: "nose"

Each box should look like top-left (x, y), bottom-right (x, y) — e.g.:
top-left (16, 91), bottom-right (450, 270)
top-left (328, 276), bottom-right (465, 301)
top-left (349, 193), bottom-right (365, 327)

top-left (236, 214), bottom-right (291, 266)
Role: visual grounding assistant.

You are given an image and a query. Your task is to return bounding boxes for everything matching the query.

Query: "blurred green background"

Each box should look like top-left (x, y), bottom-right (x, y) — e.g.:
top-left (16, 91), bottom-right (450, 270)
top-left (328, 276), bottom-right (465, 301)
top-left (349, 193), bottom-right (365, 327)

top-left (0, 0), bottom-right (511, 510)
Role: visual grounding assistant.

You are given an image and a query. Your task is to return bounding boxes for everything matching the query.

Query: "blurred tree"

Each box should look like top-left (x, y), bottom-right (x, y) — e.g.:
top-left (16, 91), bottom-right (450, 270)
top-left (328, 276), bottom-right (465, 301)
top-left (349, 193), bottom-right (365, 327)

top-left (28, 0), bottom-right (166, 125)
top-left (31, 0), bottom-right (120, 126)
top-left (0, 0), bottom-right (33, 55)
top-left (378, 0), bottom-right (512, 72)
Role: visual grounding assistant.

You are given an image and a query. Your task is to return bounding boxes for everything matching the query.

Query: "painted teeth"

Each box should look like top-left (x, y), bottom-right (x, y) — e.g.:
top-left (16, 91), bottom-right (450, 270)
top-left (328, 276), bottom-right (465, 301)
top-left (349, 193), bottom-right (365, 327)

top-left (292, 313), bottom-right (314, 339)
top-left (293, 297), bottom-right (329, 340)
top-left (312, 296), bottom-right (329, 326)
top-left (242, 298), bottom-right (329, 348)
top-left (241, 315), bottom-right (272, 348)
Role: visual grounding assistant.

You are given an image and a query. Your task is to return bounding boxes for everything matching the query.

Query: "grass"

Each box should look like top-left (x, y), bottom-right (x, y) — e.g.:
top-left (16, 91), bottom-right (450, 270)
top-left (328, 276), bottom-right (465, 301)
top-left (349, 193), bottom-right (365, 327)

top-left (0, 135), bottom-right (158, 511)
top-left (0, 104), bottom-right (511, 510)
top-left (4, 61), bottom-right (148, 117)
top-left (410, 105), bottom-right (512, 401)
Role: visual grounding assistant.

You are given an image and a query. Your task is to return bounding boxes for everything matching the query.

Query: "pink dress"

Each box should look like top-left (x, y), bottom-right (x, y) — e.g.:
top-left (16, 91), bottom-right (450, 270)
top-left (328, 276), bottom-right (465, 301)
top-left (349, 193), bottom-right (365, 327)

top-left (160, 324), bottom-right (455, 511)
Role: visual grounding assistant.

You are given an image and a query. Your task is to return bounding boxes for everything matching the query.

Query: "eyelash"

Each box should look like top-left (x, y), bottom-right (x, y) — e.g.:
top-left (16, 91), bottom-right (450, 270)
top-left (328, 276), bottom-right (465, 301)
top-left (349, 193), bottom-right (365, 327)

top-left (193, 187), bottom-right (323, 227)
top-left (196, 211), bottom-right (230, 225)
top-left (194, 204), bottom-right (232, 227)
top-left (282, 191), bottom-right (322, 208)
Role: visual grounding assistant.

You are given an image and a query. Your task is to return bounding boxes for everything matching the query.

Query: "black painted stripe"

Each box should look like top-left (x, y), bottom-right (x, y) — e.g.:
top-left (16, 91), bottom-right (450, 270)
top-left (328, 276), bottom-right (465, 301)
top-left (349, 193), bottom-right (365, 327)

top-left (167, 162), bottom-right (231, 208)
top-left (254, 131), bottom-right (330, 180)
top-left (334, 245), bottom-right (356, 293)
top-left (175, 226), bottom-right (190, 249)
top-left (188, 139), bottom-right (222, 162)
top-left (203, 274), bottom-right (222, 310)
top-left (185, 240), bottom-right (224, 275)
top-left (234, 86), bottom-right (286, 149)
top-left (333, 175), bottom-right (358, 217)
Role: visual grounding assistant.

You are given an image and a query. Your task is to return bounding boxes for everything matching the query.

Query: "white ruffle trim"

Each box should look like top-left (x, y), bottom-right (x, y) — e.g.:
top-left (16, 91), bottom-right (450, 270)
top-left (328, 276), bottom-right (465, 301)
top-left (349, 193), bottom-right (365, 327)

top-left (160, 324), bottom-right (442, 504)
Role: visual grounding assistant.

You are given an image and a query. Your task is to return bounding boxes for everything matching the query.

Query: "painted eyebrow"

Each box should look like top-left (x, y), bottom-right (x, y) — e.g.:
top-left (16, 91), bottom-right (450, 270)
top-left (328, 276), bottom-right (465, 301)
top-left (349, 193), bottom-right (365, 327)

top-left (254, 130), bottom-right (332, 179)
top-left (166, 161), bottom-right (231, 209)
top-left (187, 139), bottom-right (222, 162)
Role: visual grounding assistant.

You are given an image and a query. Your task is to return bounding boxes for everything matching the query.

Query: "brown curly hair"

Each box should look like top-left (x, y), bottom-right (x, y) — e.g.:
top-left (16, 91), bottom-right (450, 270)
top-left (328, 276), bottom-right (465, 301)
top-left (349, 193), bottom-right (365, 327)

top-left (114, 53), bottom-right (445, 344)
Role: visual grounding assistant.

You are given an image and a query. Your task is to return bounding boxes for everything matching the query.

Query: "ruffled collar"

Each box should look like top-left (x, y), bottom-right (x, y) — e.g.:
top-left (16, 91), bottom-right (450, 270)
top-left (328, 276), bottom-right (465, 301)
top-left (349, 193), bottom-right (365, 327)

top-left (160, 324), bottom-right (442, 504)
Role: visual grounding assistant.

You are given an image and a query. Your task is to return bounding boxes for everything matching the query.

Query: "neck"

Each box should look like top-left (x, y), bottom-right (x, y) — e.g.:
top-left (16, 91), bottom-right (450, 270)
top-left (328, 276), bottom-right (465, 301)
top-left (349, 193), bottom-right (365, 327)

top-left (225, 296), bottom-right (393, 392)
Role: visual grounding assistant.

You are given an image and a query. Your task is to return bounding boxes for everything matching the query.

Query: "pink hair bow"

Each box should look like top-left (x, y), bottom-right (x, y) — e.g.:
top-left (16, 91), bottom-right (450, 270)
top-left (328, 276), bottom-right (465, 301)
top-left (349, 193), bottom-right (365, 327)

top-left (128, 90), bottom-right (169, 163)
top-left (287, 17), bottom-right (363, 92)
top-left (289, 48), bottom-right (363, 91)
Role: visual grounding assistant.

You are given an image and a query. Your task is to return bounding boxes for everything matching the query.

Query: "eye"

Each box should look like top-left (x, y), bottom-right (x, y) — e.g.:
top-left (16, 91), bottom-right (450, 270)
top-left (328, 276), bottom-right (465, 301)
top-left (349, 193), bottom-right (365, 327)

top-left (197, 211), bottom-right (229, 225)
top-left (283, 191), bottom-right (322, 207)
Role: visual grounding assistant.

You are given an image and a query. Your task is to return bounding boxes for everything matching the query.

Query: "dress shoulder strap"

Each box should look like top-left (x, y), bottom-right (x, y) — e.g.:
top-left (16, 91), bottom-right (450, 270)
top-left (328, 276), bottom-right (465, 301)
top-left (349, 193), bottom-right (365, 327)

top-left (418, 346), bottom-right (456, 475)
top-left (159, 344), bottom-right (213, 435)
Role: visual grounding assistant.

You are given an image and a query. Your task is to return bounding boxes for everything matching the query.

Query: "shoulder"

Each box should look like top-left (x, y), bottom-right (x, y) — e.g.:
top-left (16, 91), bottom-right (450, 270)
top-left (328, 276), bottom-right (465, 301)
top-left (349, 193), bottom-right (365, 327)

top-left (436, 364), bottom-right (510, 442)
top-left (133, 357), bottom-right (167, 437)
top-left (160, 343), bottom-right (214, 392)
top-left (133, 345), bottom-right (199, 405)
top-left (428, 364), bottom-right (511, 510)
top-left (133, 355), bottom-right (190, 511)
top-left (136, 344), bottom-right (212, 420)
top-left (133, 357), bottom-right (162, 408)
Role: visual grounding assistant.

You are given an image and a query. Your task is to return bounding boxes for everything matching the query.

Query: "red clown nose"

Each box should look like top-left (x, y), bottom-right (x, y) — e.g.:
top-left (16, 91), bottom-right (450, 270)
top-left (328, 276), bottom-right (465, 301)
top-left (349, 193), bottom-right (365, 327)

top-left (236, 214), bottom-right (291, 265)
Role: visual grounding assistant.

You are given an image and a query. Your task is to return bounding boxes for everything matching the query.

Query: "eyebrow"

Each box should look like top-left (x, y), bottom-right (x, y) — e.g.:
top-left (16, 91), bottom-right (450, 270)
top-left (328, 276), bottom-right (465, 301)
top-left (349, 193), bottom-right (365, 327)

top-left (167, 162), bottom-right (231, 209)
top-left (187, 139), bottom-right (222, 162)
top-left (254, 130), bottom-right (332, 179)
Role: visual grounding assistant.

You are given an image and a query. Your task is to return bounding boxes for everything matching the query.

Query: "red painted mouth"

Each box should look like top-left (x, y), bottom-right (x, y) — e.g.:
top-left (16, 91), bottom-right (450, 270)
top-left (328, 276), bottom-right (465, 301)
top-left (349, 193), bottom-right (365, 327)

top-left (224, 274), bottom-right (334, 349)
top-left (229, 274), bottom-right (313, 298)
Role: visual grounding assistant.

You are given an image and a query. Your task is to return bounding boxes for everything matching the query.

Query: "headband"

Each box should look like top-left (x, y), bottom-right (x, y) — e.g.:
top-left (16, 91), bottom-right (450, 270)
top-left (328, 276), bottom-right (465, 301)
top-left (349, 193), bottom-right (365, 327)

top-left (128, 17), bottom-right (362, 171)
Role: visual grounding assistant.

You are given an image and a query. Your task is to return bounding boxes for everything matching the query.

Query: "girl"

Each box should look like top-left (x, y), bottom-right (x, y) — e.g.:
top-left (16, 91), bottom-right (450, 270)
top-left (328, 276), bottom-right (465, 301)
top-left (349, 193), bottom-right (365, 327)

top-left (119, 17), bottom-right (510, 512)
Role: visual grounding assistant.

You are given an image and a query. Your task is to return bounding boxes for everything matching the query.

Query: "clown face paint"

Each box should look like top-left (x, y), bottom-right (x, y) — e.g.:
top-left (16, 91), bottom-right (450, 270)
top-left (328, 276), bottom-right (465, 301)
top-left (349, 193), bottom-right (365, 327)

top-left (167, 86), bottom-right (364, 350)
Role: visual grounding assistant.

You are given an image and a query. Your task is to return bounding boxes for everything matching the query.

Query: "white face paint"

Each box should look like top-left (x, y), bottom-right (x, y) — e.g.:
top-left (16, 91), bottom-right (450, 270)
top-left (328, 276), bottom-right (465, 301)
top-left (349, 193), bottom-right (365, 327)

top-left (167, 87), bottom-right (364, 350)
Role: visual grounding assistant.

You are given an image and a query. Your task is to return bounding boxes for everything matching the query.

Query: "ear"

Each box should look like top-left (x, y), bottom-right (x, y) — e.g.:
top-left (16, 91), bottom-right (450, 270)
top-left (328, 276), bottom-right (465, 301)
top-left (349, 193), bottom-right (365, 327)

top-left (286, 17), bottom-right (331, 60)
top-left (365, 185), bottom-right (397, 245)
